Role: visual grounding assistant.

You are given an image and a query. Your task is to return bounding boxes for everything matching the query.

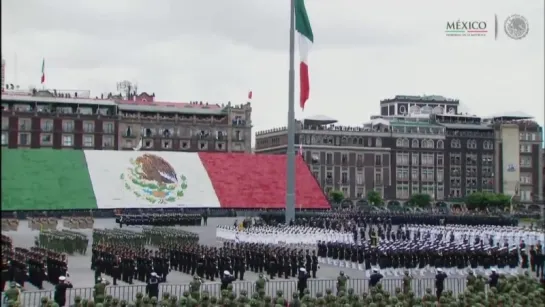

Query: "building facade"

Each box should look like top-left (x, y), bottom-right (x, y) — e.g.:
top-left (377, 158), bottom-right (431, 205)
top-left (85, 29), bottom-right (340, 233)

top-left (255, 95), bottom-right (543, 203)
top-left (1, 89), bottom-right (253, 153)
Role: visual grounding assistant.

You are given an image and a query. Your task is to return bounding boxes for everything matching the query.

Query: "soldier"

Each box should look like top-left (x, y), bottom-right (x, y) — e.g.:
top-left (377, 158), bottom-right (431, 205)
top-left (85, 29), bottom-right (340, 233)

top-left (254, 273), bottom-right (267, 292)
top-left (3, 282), bottom-right (21, 304)
top-left (402, 270), bottom-right (412, 294)
top-left (336, 271), bottom-right (349, 294)
top-left (53, 276), bottom-right (73, 307)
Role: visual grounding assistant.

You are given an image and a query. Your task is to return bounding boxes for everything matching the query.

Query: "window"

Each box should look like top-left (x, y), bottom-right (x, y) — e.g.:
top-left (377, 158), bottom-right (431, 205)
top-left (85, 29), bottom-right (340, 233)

top-left (412, 139), bottom-right (419, 148)
top-left (341, 172), bottom-right (349, 184)
top-left (375, 155), bottom-right (382, 166)
top-left (356, 154), bottom-right (364, 165)
top-left (396, 152), bottom-right (409, 165)
top-left (62, 120), bottom-right (74, 132)
top-left (62, 135), bottom-right (73, 146)
top-left (162, 140), bottom-right (172, 149)
top-left (1, 132), bottom-right (7, 145)
top-left (375, 170), bottom-right (382, 185)
top-left (520, 156), bottom-right (532, 167)
top-left (356, 171), bottom-right (364, 185)
top-left (234, 130), bottom-right (242, 141)
top-left (18, 133), bottom-right (30, 145)
top-left (520, 173), bottom-right (532, 184)
top-left (103, 135), bottom-right (114, 148)
top-left (144, 128), bottom-right (155, 137)
top-left (437, 154), bottom-right (444, 167)
top-left (451, 139), bottom-right (461, 148)
top-left (411, 183), bottom-right (419, 195)
top-left (41, 119), bottom-right (53, 132)
top-left (180, 141), bottom-right (190, 150)
top-left (103, 122), bottom-right (115, 134)
top-left (18, 118), bottom-right (31, 131)
top-left (483, 140), bottom-right (493, 150)
top-left (397, 138), bottom-right (409, 147)
top-left (83, 135), bottom-right (94, 147)
top-left (1, 117), bottom-right (8, 130)
top-left (466, 139), bottom-right (477, 149)
top-left (376, 138), bottom-right (382, 147)
top-left (356, 187), bottom-right (365, 199)
top-left (411, 168), bottom-right (419, 181)
top-left (437, 169), bottom-right (444, 182)
top-left (124, 126), bottom-right (133, 137)
top-left (326, 153), bottom-right (333, 164)
top-left (437, 140), bottom-right (444, 149)
top-left (422, 139), bottom-right (434, 149)
top-left (530, 133), bottom-right (537, 141)
top-left (341, 153), bottom-right (348, 164)
top-left (411, 153), bottom-right (419, 165)
top-left (83, 121), bottom-right (95, 133)
top-left (325, 172), bottom-right (333, 184)
top-left (520, 144), bottom-right (532, 153)
top-left (40, 134), bottom-right (52, 145)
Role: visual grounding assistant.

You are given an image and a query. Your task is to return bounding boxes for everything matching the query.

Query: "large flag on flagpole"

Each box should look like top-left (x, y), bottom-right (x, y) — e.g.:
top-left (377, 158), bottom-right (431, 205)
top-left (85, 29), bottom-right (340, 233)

top-left (295, 0), bottom-right (314, 110)
top-left (40, 58), bottom-right (45, 84)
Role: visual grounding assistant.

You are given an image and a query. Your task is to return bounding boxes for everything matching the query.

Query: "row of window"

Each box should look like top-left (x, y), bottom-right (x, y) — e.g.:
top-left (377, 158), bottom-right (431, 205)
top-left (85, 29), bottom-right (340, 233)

top-left (122, 139), bottom-right (229, 151)
top-left (396, 167), bottom-right (443, 182)
top-left (315, 168), bottom-right (385, 186)
top-left (0, 132), bottom-right (114, 147)
top-left (309, 152), bottom-right (384, 166)
top-left (396, 153), bottom-right (444, 166)
top-left (123, 126), bottom-right (244, 141)
top-left (520, 132), bottom-right (539, 141)
top-left (396, 138), bottom-right (442, 149)
top-left (301, 135), bottom-right (383, 147)
top-left (4, 118), bottom-right (116, 134)
top-left (450, 139), bottom-right (494, 150)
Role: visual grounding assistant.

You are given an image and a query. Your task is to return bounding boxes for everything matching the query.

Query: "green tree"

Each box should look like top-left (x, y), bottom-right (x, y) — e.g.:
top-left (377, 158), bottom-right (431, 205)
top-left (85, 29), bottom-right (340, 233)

top-left (465, 192), bottom-right (511, 210)
top-left (329, 190), bottom-right (344, 204)
top-left (367, 190), bottom-right (383, 206)
top-left (408, 193), bottom-right (432, 207)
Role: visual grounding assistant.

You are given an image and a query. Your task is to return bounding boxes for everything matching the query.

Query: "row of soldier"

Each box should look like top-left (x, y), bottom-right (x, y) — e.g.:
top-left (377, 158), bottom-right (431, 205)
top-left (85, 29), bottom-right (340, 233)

top-left (91, 227), bottom-right (200, 285)
top-left (35, 229), bottom-right (89, 255)
top-left (3, 243), bottom-right (69, 290)
top-left (260, 211), bottom-right (519, 229)
top-left (116, 213), bottom-right (202, 227)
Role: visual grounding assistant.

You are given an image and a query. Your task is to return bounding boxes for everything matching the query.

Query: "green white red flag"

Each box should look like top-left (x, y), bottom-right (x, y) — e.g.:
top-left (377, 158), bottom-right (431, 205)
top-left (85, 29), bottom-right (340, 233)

top-left (295, 0), bottom-right (314, 110)
top-left (40, 59), bottom-right (45, 84)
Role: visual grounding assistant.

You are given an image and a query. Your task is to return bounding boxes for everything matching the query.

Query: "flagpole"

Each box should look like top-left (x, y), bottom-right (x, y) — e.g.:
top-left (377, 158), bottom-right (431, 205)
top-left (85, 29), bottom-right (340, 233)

top-left (286, 0), bottom-right (296, 224)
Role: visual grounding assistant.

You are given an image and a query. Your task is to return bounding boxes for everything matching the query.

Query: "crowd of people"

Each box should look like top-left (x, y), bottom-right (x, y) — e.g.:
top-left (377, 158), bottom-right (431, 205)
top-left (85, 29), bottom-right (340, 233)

top-left (115, 213), bottom-right (203, 227)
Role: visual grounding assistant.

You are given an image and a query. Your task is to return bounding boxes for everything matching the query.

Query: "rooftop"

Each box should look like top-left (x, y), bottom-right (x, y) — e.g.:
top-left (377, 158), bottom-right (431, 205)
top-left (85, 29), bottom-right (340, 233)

top-left (381, 94), bottom-right (459, 104)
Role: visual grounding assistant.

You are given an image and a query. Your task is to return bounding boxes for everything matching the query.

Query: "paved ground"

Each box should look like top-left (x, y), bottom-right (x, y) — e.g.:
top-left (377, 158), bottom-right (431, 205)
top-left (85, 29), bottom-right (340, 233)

top-left (3, 217), bottom-right (508, 305)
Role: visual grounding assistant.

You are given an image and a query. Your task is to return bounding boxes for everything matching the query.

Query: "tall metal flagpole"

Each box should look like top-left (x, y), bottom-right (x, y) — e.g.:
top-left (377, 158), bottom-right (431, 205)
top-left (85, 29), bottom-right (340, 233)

top-left (285, 0), bottom-right (296, 224)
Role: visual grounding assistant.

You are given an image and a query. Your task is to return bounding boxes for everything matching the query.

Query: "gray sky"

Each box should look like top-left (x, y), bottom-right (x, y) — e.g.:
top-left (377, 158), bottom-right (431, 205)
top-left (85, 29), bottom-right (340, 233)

top-left (2, 0), bottom-right (544, 143)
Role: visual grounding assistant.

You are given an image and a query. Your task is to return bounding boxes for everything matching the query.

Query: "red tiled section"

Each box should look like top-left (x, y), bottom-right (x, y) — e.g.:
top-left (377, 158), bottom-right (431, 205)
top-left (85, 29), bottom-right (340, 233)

top-left (199, 153), bottom-right (330, 209)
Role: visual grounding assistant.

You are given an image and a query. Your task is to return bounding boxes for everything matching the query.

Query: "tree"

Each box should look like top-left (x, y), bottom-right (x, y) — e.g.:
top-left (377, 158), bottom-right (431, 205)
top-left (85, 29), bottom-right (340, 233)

top-left (329, 190), bottom-right (344, 204)
top-left (465, 192), bottom-right (511, 210)
top-left (367, 190), bottom-right (383, 206)
top-left (408, 193), bottom-right (432, 207)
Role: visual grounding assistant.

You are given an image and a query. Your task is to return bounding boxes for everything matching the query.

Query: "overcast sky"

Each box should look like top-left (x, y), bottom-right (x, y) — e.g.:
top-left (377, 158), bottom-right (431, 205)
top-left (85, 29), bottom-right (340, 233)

top-left (2, 0), bottom-right (543, 143)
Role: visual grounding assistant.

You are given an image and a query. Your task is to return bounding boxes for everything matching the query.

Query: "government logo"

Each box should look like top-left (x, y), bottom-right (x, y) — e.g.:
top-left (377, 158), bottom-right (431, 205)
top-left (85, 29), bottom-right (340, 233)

top-left (504, 14), bottom-right (529, 40)
top-left (120, 154), bottom-right (188, 205)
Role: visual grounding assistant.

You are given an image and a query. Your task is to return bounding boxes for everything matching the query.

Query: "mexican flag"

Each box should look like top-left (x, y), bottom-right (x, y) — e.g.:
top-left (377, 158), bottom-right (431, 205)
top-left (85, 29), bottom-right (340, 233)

top-left (295, 0), bottom-right (314, 110)
top-left (40, 58), bottom-right (45, 84)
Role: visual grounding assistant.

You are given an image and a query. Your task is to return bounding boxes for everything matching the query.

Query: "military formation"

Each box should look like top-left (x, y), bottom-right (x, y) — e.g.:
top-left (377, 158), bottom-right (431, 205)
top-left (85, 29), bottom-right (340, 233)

top-left (36, 229), bottom-right (89, 255)
top-left (315, 222), bottom-right (544, 278)
top-left (2, 240), bottom-right (69, 290)
top-left (1, 218), bottom-right (20, 231)
top-left (115, 213), bottom-right (202, 227)
top-left (90, 228), bottom-right (199, 285)
top-left (260, 211), bottom-right (519, 228)
top-left (28, 216), bottom-right (58, 231)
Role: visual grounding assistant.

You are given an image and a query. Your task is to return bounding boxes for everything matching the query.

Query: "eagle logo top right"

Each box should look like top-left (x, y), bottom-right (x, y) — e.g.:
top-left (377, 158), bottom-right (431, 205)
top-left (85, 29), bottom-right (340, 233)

top-left (504, 14), bottom-right (529, 40)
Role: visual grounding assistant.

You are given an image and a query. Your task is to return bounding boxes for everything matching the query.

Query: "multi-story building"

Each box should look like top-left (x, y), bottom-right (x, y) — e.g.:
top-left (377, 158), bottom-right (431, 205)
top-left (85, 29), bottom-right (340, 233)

top-left (1, 88), bottom-right (253, 152)
top-left (255, 95), bottom-right (543, 204)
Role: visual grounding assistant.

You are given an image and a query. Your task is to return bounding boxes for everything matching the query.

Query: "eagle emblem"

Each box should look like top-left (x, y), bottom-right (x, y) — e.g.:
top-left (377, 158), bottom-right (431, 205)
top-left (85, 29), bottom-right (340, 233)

top-left (120, 154), bottom-right (188, 204)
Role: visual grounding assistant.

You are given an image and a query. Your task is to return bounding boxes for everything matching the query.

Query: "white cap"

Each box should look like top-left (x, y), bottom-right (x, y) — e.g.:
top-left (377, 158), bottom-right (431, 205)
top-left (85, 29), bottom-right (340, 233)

top-left (59, 276), bottom-right (66, 281)
top-left (491, 268), bottom-right (496, 272)
top-left (151, 272), bottom-right (158, 277)
top-left (437, 268), bottom-right (443, 272)
top-left (300, 268), bottom-right (306, 272)
top-left (224, 270), bottom-right (230, 276)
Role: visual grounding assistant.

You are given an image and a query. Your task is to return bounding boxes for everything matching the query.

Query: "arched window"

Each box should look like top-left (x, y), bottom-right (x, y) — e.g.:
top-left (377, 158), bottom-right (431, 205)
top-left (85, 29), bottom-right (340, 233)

top-left (437, 140), bottom-right (444, 149)
top-left (412, 139), bottom-right (419, 148)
